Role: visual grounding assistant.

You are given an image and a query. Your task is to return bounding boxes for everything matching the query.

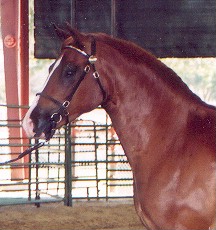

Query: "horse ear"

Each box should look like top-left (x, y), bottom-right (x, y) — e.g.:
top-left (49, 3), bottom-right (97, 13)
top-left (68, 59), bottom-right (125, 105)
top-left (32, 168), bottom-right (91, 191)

top-left (53, 24), bottom-right (71, 40)
top-left (65, 22), bottom-right (90, 48)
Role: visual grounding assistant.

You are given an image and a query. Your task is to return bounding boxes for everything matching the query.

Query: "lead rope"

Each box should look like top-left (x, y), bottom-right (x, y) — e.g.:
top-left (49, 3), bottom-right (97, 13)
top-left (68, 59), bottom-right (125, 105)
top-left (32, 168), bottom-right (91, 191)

top-left (0, 140), bottom-right (46, 165)
top-left (0, 114), bottom-right (59, 165)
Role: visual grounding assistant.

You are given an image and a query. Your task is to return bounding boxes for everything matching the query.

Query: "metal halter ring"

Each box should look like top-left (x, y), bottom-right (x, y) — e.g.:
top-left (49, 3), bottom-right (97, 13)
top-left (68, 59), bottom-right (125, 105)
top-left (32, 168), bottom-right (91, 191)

top-left (84, 65), bottom-right (90, 73)
top-left (51, 113), bottom-right (63, 123)
top-left (62, 101), bottom-right (70, 107)
top-left (62, 101), bottom-right (70, 116)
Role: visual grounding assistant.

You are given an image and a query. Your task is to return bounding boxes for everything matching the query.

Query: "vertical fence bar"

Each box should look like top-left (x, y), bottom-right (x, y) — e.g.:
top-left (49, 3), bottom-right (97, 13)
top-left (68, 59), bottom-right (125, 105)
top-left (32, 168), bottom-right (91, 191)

top-left (105, 120), bottom-right (109, 200)
top-left (57, 132), bottom-right (61, 194)
top-left (28, 139), bottom-right (32, 201)
top-left (64, 124), bottom-right (72, 206)
top-left (35, 139), bottom-right (40, 207)
top-left (71, 126), bottom-right (76, 180)
top-left (93, 122), bottom-right (99, 199)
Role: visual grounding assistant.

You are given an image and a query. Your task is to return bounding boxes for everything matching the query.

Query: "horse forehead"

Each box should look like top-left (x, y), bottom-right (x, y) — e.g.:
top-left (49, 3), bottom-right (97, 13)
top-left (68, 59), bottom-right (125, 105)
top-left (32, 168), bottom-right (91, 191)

top-left (43, 55), bottom-right (64, 87)
top-left (49, 55), bottom-right (63, 76)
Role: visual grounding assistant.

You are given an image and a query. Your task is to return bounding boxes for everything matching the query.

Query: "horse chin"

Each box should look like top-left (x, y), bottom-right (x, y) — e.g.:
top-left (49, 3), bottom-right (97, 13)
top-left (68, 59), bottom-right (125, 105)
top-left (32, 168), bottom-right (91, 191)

top-left (33, 119), bottom-right (55, 141)
top-left (34, 132), bottom-right (46, 140)
top-left (43, 128), bottom-right (56, 141)
top-left (34, 128), bottom-right (54, 141)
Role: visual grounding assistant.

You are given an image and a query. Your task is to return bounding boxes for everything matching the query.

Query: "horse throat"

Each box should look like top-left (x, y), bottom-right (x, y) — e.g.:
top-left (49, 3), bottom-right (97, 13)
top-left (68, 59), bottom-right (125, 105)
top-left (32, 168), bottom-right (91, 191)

top-left (102, 60), bottom-right (189, 170)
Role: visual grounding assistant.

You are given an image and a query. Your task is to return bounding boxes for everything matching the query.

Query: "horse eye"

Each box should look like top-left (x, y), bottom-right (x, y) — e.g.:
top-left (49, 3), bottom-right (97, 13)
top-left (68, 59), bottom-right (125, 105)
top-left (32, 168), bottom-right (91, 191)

top-left (67, 71), bottom-right (73, 76)
top-left (65, 66), bottom-right (77, 78)
top-left (66, 70), bottom-right (75, 78)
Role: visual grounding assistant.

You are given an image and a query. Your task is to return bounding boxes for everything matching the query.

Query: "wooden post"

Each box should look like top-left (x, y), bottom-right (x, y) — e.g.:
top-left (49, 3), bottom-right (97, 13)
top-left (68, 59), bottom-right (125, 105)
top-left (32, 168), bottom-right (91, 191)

top-left (1, 0), bottom-right (29, 179)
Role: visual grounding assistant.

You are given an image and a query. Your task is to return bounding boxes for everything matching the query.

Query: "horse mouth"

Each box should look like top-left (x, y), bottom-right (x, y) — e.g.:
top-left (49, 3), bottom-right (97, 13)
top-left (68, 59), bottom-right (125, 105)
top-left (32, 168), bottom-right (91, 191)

top-left (33, 119), bottom-right (56, 141)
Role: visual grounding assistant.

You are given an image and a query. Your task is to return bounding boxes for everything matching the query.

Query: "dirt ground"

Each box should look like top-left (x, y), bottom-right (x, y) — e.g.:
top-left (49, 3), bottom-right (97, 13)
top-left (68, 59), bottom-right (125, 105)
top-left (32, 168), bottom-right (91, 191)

top-left (0, 200), bottom-right (145, 230)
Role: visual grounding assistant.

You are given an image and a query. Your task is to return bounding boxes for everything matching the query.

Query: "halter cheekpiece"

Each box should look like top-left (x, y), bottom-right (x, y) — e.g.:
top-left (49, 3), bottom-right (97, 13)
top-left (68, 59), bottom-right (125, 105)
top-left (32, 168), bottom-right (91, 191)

top-left (36, 37), bottom-right (106, 140)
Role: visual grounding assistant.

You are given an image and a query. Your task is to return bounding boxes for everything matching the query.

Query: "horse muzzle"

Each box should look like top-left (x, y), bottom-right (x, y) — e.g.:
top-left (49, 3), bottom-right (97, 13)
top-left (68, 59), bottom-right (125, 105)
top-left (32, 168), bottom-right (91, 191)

top-left (22, 105), bottom-right (57, 141)
top-left (33, 117), bottom-right (56, 140)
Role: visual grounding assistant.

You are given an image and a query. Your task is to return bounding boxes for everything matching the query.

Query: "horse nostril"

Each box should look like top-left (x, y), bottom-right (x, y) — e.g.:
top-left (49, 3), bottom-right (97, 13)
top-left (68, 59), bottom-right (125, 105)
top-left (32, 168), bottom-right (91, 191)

top-left (22, 116), bottom-right (36, 138)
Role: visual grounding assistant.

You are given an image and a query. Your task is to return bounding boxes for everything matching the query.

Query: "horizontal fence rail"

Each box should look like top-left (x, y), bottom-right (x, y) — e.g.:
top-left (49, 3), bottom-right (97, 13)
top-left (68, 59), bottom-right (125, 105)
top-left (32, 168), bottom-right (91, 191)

top-left (0, 105), bottom-right (133, 206)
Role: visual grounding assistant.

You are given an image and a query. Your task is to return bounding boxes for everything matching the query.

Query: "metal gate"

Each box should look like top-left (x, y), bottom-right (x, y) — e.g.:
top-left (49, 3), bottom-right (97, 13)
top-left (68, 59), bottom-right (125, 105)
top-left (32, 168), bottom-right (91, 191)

top-left (0, 104), bottom-right (133, 206)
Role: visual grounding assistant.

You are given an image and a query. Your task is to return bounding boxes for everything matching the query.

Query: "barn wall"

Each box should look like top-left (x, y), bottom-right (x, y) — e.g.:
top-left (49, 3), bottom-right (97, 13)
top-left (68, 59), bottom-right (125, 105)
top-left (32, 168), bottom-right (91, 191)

top-left (34, 0), bottom-right (216, 58)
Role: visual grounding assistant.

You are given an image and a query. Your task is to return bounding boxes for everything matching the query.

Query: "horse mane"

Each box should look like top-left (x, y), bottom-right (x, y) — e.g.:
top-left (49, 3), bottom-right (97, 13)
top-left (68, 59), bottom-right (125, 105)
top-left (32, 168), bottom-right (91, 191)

top-left (94, 33), bottom-right (213, 108)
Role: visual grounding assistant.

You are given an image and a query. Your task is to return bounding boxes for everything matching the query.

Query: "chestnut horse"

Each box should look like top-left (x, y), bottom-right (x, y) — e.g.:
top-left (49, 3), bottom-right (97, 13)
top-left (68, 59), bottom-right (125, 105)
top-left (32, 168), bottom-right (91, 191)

top-left (23, 26), bottom-right (216, 229)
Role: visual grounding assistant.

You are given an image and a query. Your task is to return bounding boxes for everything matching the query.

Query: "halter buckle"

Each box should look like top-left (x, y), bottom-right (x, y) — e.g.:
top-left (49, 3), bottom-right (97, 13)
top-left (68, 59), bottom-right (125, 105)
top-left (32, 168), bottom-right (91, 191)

top-left (84, 65), bottom-right (90, 73)
top-left (89, 55), bottom-right (97, 64)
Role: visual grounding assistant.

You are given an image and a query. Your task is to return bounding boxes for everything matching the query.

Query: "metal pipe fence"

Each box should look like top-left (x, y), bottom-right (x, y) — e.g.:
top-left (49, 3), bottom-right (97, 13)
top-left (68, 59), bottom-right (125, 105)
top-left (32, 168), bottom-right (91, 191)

top-left (0, 105), bottom-right (133, 206)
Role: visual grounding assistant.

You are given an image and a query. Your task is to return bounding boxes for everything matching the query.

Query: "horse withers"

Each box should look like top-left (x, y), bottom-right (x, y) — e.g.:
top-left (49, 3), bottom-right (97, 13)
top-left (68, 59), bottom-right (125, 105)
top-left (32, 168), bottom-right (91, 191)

top-left (23, 26), bottom-right (216, 230)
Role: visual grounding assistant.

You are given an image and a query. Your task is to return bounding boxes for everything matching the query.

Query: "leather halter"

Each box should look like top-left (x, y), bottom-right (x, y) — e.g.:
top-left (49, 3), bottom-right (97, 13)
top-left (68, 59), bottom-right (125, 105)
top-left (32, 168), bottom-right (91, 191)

top-left (36, 37), bottom-right (106, 140)
top-left (0, 38), bottom-right (107, 165)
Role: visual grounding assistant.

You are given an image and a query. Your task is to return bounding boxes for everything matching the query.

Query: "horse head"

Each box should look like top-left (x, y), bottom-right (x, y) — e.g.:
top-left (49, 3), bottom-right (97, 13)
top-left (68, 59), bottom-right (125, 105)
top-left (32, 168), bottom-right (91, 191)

top-left (23, 25), bottom-right (107, 140)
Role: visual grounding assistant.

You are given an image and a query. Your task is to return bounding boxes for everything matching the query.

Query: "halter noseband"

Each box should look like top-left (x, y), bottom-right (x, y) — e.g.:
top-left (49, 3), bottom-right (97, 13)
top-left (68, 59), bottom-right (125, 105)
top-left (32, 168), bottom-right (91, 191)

top-left (36, 37), bottom-right (106, 140)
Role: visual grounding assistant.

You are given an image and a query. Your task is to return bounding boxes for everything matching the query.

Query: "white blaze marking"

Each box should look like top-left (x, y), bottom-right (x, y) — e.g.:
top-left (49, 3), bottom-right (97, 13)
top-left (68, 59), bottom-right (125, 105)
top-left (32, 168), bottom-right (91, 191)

top-left (42, 55), bottom-right (63, 91)
top-left (22, 55), bottom-right (63, 138)
top-left (22, 96), bottom-right (40, 138)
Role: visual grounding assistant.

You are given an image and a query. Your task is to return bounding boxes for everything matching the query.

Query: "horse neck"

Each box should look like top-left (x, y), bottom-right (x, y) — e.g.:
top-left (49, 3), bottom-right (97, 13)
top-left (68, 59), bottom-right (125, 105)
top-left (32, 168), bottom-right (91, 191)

top-left (96, 39), bottom-right (197, 166)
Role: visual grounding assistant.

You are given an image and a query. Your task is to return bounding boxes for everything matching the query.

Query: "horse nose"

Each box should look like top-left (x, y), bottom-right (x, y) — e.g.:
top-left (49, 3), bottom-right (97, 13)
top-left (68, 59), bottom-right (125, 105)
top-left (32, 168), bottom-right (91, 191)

top-left (23, 109), bottom-right (48, 139)
top-left (29, 105), bottom-right (56, 140)
top-left (22, 114), bottom-right (36, 138)
top-left (22, 95), bottom-right (40, 138)
top-left (23, 102), bottom-right (47, 139)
